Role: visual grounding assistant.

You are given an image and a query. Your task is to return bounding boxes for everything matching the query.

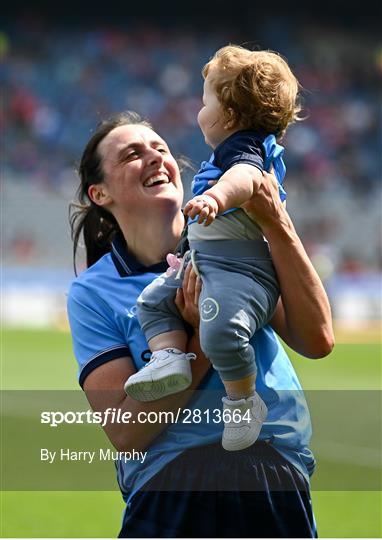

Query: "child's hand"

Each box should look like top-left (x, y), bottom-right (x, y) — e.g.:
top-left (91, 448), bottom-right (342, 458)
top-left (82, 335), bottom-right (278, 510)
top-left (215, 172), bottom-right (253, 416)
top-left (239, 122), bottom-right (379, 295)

top-left (183, 194), bottom-right (219, 226)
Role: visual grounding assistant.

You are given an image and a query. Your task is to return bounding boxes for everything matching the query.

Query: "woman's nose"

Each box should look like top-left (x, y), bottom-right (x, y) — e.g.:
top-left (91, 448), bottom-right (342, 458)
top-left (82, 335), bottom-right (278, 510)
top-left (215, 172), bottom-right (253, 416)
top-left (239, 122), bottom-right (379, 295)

top-left (147, 148), bottom-right (164, 165)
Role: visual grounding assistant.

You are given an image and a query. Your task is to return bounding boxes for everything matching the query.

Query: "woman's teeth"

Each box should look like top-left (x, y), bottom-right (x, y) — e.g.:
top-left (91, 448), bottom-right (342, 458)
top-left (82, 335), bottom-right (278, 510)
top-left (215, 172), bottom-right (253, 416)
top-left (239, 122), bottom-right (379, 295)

top-left (143, 175), bottom-right (170, 187)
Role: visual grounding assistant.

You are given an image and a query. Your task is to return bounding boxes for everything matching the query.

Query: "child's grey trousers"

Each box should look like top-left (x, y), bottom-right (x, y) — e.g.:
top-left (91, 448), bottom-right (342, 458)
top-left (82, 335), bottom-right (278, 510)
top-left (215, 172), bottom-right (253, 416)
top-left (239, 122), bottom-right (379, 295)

top-left (137, 240), bottom-right (279, 382)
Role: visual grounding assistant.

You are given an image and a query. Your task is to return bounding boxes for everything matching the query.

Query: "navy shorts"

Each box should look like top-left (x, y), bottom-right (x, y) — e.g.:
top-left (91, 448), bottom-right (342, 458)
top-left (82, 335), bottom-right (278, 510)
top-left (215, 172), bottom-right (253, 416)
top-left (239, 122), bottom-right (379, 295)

top-left (119, 441), bottom-right (317, 538)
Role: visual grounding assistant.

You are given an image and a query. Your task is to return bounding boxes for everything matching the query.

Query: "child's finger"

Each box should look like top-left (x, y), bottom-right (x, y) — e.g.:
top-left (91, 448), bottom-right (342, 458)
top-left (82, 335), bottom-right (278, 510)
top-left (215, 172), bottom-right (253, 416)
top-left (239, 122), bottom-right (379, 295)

top-left (204, 212), bottom-right (216, 226)
top-left (184, 204), bottom-right (196, 218)
top-left (183, 200), bottom-right (193, 213)
top-left (197, 206), bottom-right (210, 224)
top-left (188, 203), bottom-right (203, 220)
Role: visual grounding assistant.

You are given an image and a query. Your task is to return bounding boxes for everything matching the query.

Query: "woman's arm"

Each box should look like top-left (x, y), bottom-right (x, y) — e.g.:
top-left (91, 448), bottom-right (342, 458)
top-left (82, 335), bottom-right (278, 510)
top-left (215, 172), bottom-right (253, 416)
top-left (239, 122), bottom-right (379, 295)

top-left (83, 264), bottom-right (209, 452)
top-left (242, 171), bottom-right (335, 358)
top-left (84, 342), bottom-right (209, 453)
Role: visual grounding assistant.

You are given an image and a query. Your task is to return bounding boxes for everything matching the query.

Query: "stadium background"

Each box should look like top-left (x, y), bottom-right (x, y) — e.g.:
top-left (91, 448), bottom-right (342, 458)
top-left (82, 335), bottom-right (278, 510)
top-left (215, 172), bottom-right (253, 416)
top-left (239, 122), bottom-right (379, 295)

top-left (2, 0), bottom-right (381, 537)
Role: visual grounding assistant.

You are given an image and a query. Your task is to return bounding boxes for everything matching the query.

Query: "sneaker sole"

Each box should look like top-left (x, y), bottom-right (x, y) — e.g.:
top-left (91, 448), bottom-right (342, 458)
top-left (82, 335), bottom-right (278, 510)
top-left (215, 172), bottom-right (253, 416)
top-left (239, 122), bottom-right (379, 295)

top-left (222, 424), bottom-right (263, 451)
top-left (125, 373), bottom-right (191, 402)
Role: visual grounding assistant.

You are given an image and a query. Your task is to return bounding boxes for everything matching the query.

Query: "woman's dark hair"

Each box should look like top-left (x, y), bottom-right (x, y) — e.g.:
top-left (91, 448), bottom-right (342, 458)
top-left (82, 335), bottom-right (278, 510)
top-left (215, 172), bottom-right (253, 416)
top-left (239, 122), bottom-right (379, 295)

top-left (70, 111), bottom-right (152, 273)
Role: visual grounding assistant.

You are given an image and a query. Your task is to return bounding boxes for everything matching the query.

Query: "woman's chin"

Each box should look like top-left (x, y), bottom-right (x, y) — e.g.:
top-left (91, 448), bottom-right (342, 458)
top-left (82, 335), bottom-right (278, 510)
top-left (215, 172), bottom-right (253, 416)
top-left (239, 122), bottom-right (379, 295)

top-left (144, 184), bottom-right (183, 205)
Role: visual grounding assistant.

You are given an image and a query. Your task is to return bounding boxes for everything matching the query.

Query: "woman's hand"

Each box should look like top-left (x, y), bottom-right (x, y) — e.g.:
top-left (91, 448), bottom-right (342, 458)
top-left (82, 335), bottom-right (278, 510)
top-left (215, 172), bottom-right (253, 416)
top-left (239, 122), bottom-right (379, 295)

top-left (241, 170), bottom-right (285, 232)
top-left (174, 262), bottom-right (202, 330)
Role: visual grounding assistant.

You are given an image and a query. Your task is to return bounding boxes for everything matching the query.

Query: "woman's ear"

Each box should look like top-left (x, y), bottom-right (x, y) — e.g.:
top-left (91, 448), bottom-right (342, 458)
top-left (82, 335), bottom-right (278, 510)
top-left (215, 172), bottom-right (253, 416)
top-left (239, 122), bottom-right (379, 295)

top-left (88, 184), bottom-right (113, 207)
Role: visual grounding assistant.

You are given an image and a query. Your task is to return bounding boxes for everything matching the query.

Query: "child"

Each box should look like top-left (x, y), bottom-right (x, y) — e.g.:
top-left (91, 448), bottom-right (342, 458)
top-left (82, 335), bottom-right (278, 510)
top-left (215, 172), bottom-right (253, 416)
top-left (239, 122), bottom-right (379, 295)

top-left (124, 45), bottom-right (301, 451)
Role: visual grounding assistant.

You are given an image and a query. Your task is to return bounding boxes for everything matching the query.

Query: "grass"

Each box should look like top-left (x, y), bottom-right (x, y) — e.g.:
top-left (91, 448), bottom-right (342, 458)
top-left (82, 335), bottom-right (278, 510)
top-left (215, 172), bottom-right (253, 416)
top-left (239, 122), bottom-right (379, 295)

top-left (1, 329), bottom-right (78, 390)
top-left (1, 491), bottom-right (124, 538)
top-left (1, 327), bottom-right (381, 537)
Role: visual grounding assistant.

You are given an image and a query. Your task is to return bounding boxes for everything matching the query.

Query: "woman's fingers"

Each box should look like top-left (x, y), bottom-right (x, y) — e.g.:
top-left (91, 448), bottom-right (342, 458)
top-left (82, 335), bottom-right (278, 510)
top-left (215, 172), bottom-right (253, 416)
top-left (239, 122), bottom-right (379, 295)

top-left (195, 276), bottom-right (202, 305)
top-left (241, 169), bottom-right (283, 229)
top-left (175, 287), bottom-right (185, 311)
top-left (182, 260), bottom-right (191, 287)
top-left (183, 262), bottom-right (201, 305)
top-left (185, 262), bottom-right (196, 296)
top-left (175, 262), bottom-right (200, 329)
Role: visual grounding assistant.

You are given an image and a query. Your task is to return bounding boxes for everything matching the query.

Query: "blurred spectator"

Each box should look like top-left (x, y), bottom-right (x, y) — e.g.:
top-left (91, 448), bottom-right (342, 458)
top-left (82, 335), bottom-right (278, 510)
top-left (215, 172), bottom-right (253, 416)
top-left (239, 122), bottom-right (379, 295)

top-left (8, 231), bottom-right (37, 264)
top-left (2, 17), bottom-right (381, 271)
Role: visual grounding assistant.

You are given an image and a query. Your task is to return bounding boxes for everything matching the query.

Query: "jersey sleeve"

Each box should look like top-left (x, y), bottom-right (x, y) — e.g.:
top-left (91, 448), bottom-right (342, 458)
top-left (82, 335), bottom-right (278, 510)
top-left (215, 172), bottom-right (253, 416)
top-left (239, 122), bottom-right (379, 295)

top-left (214, 132), bottom-right (264, 174)
top-left (67, 282), bottom-right (131, 387)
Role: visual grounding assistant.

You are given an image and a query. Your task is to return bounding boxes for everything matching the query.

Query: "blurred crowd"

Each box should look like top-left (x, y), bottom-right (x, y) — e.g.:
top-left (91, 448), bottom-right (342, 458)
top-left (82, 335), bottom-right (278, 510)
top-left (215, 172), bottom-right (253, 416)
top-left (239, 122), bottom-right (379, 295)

top-left (2, 16), bottom-right (381, 271)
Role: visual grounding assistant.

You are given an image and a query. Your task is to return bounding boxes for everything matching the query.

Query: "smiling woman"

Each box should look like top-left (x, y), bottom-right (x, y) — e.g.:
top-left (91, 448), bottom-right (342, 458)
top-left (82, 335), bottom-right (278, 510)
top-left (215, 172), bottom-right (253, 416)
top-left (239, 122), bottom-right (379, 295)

top-left (70, 112), bottom-right (184, 270)
top-left (67, 110), bottom-right (333, 537)
top-left (88, 123), bottom-right (184, 267)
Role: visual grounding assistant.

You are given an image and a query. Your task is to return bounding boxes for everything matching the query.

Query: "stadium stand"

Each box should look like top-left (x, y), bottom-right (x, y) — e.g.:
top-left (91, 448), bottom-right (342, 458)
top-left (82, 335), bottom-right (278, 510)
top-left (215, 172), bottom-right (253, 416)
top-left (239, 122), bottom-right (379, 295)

top-left (2, 15), bottom-right (381, 278)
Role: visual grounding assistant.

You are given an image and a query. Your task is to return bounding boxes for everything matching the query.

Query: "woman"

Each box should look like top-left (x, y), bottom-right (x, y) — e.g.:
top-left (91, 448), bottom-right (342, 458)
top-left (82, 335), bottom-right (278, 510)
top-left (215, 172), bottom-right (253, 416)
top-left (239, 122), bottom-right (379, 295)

top-left (68, 111), bottom-right (333, 537)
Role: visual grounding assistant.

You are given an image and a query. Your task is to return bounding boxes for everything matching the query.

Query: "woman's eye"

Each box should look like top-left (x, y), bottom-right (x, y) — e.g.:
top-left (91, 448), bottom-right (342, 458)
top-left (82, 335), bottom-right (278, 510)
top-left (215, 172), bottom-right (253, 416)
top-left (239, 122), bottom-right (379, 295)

top-left (157, 147), bottom-right (167, 154)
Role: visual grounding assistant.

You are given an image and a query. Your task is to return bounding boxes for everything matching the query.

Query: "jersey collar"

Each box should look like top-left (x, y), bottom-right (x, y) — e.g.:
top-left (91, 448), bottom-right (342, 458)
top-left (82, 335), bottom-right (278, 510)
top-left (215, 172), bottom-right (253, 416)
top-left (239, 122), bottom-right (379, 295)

top-left (213, 129), bottom-right (267, 155)
top-left (111, 232), bottom-right (168, 277)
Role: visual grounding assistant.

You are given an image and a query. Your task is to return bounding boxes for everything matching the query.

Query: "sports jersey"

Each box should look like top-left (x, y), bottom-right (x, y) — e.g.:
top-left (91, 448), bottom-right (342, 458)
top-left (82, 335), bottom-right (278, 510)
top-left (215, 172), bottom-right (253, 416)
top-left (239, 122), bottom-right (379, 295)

top-left (192, 131), bottom-right (287, 207)
top-left (67, 232), bottom-right (315, 503)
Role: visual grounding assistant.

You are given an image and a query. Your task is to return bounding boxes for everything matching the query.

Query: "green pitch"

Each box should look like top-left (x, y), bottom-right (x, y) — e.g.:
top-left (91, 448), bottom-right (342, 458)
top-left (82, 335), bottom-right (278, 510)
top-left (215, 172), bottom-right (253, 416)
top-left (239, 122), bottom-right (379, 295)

top-left (1, 328), bottom-right (381, 538)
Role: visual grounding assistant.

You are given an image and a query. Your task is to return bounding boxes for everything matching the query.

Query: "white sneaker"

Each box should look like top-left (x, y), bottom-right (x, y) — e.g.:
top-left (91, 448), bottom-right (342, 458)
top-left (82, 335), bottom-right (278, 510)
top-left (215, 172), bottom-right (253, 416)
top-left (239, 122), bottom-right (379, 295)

top-left (221, 392), bottom-right (268, 451)
top-left (124, 348), bottom-right (195, 402)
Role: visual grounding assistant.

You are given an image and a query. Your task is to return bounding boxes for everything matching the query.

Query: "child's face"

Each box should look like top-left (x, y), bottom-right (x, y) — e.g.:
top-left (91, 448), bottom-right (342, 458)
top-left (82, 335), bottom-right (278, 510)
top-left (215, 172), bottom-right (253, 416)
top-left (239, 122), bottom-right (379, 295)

top-left (197, 73), bottom-right (228, 149)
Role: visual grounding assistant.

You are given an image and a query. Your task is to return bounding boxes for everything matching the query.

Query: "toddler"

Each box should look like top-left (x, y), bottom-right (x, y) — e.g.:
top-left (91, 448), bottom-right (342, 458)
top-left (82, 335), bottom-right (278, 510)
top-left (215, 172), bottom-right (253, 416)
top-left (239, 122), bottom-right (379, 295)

top-left (124, 45), bottom-right (301, 451)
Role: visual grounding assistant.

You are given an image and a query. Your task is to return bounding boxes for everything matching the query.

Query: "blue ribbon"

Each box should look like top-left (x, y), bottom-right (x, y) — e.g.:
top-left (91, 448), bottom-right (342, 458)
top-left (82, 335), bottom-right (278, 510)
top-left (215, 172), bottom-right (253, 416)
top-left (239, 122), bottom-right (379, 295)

top-left (262, 134), bottom-right (286, 202)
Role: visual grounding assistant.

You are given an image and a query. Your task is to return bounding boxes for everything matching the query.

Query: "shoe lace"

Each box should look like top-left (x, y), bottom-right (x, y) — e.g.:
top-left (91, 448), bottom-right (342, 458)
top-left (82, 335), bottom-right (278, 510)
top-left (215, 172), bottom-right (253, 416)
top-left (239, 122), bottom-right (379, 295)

top-left (144, 350), bottom-right (196, 367)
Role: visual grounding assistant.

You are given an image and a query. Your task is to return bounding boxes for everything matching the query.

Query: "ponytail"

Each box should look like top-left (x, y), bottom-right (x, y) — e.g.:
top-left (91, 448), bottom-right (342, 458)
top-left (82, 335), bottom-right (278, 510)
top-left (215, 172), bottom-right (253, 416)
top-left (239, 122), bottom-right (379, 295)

top-left (69, 202), bottom-right (120, 274)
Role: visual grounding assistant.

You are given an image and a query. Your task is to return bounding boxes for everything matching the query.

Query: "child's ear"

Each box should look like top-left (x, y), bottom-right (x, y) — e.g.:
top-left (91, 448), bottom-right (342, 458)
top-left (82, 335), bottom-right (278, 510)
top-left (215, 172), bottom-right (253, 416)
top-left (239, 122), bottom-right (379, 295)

top-left (88, 183), bottom-right (113, 207)
top-left (224, 108), bottom-right (236, 130)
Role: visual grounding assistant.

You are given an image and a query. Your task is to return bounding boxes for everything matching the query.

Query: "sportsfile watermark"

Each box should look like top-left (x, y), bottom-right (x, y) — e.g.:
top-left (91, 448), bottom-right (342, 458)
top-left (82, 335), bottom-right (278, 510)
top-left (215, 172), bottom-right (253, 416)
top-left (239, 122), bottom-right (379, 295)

top-left (40, 407), bottom-right (250, 427)
top-left (2, 390), bottom-right (381, 491)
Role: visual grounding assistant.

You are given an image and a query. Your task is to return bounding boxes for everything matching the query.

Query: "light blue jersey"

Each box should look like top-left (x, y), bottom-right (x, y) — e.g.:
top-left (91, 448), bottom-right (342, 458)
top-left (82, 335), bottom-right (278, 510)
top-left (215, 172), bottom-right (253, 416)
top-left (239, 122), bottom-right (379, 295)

top-left (67, 233), bottom-right (315, 503)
